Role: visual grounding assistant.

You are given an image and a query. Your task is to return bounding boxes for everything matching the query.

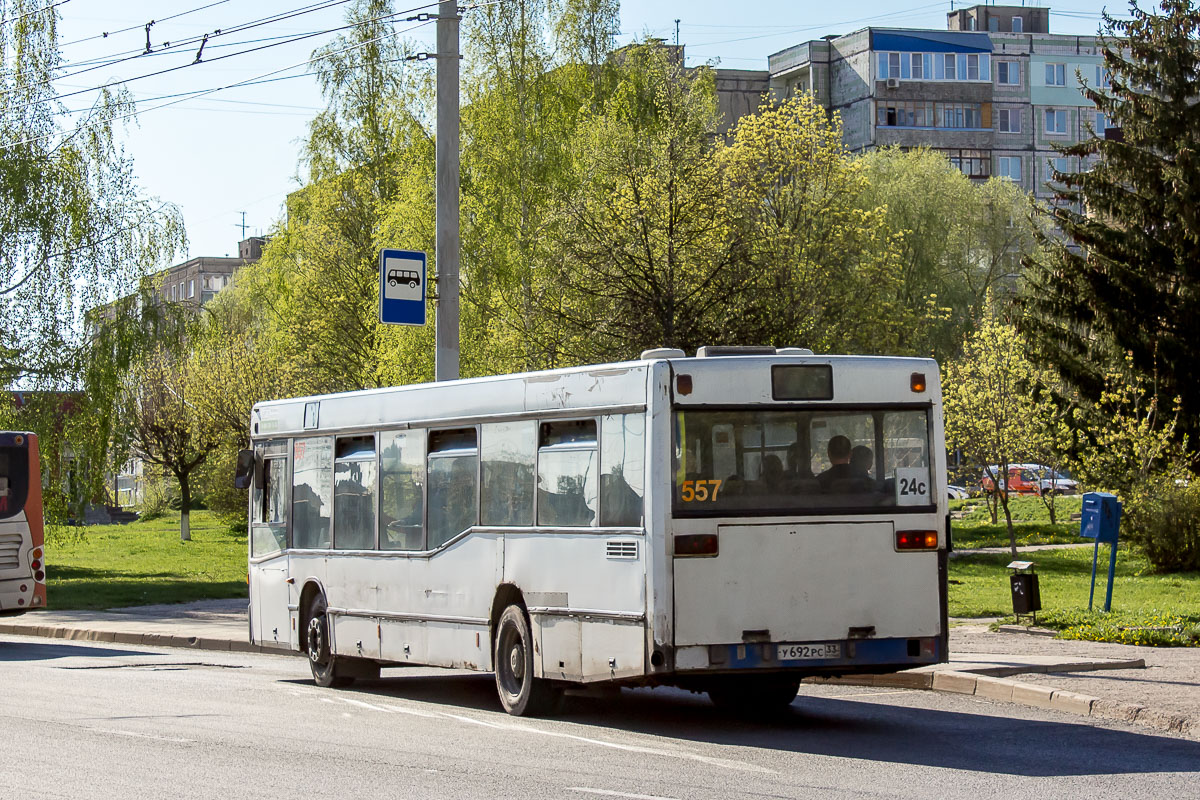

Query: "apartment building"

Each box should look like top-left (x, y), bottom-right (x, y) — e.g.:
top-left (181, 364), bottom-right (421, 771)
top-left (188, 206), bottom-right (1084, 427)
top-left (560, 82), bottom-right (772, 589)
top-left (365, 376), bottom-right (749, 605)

top-left (152, 235), bottom-right (266, 307)
top-left (767, 4), bottom-right (1113, 202)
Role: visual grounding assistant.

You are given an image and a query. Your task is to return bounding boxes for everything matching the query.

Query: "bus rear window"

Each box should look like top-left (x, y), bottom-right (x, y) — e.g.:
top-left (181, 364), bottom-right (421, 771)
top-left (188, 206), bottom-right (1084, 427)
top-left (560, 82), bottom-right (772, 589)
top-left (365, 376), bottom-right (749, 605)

top-left (673, 408), bottom-right (933, 516)
top-left (0, 445), bottom-right (29, 520)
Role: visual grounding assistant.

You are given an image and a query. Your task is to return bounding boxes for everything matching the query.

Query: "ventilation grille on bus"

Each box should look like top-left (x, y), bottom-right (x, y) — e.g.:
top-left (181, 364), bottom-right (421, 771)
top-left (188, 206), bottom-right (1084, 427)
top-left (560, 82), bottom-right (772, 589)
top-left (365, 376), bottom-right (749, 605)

top-left (606, 540), bottom-right (639, 560)
top-left (0, 533), bottom-right (23, 571)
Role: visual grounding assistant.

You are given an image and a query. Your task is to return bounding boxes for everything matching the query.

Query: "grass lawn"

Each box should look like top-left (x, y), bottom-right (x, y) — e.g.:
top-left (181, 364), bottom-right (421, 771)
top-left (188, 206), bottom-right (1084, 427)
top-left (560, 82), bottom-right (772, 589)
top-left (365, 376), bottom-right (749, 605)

top-left (950, 495), bottom-right (1087, 549)
top-left (44, 511), bottom-right (248, 610)
top-left (948, 545), bottom-right (1200, 618)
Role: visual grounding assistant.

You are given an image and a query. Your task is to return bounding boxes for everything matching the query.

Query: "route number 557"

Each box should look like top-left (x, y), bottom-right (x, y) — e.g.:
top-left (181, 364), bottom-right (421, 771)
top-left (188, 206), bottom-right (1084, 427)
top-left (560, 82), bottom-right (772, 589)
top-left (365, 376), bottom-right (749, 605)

top-left (680, 479), bottom-right (722, 502)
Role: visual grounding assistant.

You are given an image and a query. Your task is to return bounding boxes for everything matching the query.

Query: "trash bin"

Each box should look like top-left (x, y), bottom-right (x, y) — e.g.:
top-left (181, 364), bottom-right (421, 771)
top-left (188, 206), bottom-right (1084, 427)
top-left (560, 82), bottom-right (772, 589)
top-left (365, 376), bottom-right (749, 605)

top-left (1010, 572), bottom-right (1041, 615)
top-left (1007, 559), bottom-right (1041, 620)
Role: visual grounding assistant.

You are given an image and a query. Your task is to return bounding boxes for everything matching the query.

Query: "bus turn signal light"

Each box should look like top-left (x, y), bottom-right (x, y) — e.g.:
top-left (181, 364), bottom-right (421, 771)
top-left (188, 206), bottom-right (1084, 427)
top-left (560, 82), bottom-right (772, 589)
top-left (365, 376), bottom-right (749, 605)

top-left (910, 372), bottom-right (926, 393)
top-left (674, 533), bottom-right (718, 557)
top-left (896, 530), bottom-right (938, 551)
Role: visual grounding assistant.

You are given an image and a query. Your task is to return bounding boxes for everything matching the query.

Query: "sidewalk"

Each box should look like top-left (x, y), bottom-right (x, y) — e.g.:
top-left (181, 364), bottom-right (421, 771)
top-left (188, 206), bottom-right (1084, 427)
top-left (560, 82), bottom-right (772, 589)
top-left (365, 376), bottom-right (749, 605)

top-left (1, 601), bottom-right (1195, 739)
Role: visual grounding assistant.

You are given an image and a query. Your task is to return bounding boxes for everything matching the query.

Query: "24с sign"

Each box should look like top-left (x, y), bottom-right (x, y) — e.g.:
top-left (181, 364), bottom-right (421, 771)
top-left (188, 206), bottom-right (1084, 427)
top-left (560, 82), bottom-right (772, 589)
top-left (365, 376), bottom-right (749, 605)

top-left (379, 248), bottom-right (427, 326)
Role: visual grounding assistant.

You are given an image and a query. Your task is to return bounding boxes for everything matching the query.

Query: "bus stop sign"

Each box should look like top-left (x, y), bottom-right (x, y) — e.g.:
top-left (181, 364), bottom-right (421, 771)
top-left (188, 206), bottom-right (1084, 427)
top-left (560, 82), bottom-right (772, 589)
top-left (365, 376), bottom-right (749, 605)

top-left (379, 248), bottom-right (427, 326)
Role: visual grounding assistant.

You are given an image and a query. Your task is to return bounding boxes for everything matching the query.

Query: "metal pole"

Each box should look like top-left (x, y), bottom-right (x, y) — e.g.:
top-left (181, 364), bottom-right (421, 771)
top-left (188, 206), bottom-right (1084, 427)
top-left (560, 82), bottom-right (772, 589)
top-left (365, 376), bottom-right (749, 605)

top-left (435, 0), bottom-right (460, 381)
top-left (1104, 542), bottom-right (1117, 613)
top-left (1088, 538), bottom-right (1099, 611)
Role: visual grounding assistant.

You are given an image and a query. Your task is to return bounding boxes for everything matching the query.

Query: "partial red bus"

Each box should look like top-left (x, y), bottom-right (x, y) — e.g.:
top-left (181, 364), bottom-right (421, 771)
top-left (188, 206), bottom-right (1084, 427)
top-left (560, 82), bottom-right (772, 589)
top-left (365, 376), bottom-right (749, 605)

top-left (0, 432), bottom-right (46, 614)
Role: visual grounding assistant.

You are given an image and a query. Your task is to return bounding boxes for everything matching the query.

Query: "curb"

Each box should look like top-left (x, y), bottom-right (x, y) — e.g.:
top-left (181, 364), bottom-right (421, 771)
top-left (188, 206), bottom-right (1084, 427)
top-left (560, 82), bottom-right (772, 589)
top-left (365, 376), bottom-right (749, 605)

top-left (0, 621), bottom-right (294, 656)
top-left (805, 665), bottom-right (1195, 740)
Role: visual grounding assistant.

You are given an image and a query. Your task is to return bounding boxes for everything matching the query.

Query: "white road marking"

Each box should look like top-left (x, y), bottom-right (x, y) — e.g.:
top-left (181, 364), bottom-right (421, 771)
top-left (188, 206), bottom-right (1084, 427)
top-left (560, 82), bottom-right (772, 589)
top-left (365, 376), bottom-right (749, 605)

top-left (568, 789), bottom-right (679, 800)
top-left (90, 728), bottom-right (195, 744)
top-left (339, 697), bottom-right (440, 718)
top-left (442, 714), bottom-right (775, 774)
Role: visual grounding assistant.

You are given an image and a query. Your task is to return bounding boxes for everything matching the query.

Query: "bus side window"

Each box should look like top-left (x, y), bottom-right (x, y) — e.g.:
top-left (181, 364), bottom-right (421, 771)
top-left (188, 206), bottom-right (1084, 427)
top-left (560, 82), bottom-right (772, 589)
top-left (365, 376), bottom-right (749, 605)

top-left (427, 428), bottom-right (478, 549)
top-left (600, 414), bottom-right (644, 527)
top-left (333, 435), bottom-right (377, 550)
top-left (252, 442), bottom-right (290, 557)
top-left (538, 420), bottom-right (598, 527)
top-left (379, 431), bottom-right (426, 551)
top-left (291, 437), bottom-right (333, 550)
top-left (480, 421), bottom-right (535, 527)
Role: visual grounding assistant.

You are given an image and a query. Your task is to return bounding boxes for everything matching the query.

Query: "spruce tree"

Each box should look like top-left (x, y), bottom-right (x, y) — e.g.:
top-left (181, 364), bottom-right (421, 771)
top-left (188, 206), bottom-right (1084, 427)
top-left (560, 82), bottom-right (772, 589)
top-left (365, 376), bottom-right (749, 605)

top-left (1020, 0), bottom-right (1200, 455)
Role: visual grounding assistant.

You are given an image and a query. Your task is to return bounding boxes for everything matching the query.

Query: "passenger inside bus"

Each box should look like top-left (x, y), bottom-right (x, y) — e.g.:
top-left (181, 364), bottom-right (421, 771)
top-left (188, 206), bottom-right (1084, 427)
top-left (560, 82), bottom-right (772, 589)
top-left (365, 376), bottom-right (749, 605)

top-left (850, 445), bottom-right (874, 479)
top-left (817, 435), bottom-right (855, 490)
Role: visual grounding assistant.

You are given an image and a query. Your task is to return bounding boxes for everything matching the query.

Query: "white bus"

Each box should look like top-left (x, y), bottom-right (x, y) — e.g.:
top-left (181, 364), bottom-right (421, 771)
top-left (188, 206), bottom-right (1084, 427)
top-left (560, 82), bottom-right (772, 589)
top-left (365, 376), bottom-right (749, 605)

top-left (242, 348), bottom-right (949, 715)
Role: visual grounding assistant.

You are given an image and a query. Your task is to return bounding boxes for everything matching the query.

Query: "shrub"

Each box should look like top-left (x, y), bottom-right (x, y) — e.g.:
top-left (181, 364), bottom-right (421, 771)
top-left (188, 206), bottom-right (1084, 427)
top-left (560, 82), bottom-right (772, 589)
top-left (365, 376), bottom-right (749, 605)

top-left (1124, 474), bottom-right (1200, 572)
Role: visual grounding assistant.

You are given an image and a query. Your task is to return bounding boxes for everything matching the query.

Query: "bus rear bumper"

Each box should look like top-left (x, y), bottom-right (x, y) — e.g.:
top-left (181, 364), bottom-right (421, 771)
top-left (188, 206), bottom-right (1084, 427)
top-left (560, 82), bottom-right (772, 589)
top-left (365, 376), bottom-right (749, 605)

top-left (673, 635), bottom-right (944, 676)
top-left (0, 575), bottom-right (41, 613)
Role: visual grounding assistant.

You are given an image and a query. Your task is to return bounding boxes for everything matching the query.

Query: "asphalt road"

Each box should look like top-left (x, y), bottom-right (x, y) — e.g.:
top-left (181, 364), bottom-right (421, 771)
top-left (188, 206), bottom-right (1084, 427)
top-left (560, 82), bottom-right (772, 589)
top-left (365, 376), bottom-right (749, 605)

top-left (3, 634), bottom-right (1198, 799)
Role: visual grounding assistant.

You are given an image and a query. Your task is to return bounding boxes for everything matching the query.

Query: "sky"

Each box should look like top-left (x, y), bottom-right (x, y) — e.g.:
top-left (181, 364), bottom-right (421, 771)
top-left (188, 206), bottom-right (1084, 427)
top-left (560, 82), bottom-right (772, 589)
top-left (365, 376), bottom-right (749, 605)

top-left (47, 1), bottom-right (1119, 262)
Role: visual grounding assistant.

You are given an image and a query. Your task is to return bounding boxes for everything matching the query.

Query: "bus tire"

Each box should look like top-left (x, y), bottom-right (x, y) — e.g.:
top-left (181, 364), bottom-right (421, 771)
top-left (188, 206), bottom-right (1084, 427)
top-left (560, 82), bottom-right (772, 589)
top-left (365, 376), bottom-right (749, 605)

top-left (306, 595), bottom-right (353, 688)
top-left (494, 605), bottom-right (563, 716)
top-left (707, 677), bottom-right (800, 714)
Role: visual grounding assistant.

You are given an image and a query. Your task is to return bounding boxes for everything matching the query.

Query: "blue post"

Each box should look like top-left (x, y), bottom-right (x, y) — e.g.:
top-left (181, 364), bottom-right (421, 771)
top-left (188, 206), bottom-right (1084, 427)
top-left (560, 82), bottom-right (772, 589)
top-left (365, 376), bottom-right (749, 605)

top-left (1104, 541), bottom-right (1118, 613)
top-left (1080, 492), bottom-right (1122, 614)
top-left (1088, 539), bottom-right (1100, 612)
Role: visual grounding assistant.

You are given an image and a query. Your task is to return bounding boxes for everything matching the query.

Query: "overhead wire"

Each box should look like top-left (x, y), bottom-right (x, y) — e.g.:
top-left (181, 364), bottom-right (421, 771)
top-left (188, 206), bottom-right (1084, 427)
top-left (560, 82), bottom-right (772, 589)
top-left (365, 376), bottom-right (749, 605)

top-left (2, 15), bottom-right (437, 152)
top-left (4, 0), bottom-right (368, 100)
top-left (0, 0), bottom-right (70, 29)
top-left (3, 0), bottom-right (438, 111)
top-left (57, 0), bottom-right (231, 46)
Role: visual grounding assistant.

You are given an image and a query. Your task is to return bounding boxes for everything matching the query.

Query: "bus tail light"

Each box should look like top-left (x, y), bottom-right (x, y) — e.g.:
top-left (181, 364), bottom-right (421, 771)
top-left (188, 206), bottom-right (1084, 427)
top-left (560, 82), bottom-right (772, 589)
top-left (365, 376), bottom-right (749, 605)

top-left (896, 530), bottom-right (938, 551)
top-left (674, 533), bottom-right (718, 557)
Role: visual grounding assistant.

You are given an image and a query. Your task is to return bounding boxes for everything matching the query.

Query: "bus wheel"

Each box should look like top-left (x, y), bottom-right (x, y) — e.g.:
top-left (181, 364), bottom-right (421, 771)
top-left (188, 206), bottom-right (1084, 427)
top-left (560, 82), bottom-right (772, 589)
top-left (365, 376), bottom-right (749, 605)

top-left (494, 605), bottom-right (563, 716)
top-left (306, 595), bottom-right (352, 688)
top-left (707, 677), bottom-right (800, 713)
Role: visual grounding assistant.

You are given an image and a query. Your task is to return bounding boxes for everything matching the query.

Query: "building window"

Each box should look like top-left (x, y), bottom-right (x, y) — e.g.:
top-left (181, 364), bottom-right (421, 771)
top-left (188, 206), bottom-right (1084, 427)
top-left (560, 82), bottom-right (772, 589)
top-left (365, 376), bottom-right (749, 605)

top-left (188, 279), bottom-right (195, 298)
top-left (967, 53), bottom-right (980, 81)
top-left (889, 52), bottom-right (900, 78)
top-left (910, 52), bottom-right (923, 80)
top-left (944, 53), bottom-right (956, 80)
top-left (878, 101), bottom-right (985, 129)
top-left (1045, 62), bottom-right (1066, 86)
top-left (1012, 16), bottom-right (1024, 33)
top-left (997, 61), bottom-right (1019, 85)
top-left (1095, 110), bottom-right (1111, 133)
top-left (997, 156), bottom-right (1022, 182)
top-left (1050, 157), bottom-right (1070, 177)
top-left (945, 149), bottom-right (991, 179)
top-left (989, 17), bottom-right (999, 32)
top-left (170, 284), bottom-right (176, 301)
top-left (1044, 108), bottom-right (1068, 134)
top-left (1095, 65), bottom-right (1111, 88)
top-left (997, 108), bottom-right (1021, 133)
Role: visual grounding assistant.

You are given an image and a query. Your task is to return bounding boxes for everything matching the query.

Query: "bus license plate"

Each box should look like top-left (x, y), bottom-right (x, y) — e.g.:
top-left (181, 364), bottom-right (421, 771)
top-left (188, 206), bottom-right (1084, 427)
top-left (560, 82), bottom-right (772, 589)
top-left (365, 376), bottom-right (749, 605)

top-left (777, 642), bottom-right (840, 661)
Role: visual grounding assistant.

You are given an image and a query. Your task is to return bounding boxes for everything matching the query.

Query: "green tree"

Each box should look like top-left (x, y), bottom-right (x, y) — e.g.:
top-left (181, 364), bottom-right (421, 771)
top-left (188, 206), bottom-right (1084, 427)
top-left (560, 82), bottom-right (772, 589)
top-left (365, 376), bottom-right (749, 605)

top-left (1020, 0), bottom-right (1200, 459)
top-left (545, 44), bottom-right (737, 361)
top-left (720, 95), bottom-right (908, 355)
top-left (857, 148), bottom-right (1040, 361)
top-left (123, 345), bottom-right (220, 541)
top-left (944, 305), bottom-right (1057, 555)
top-left (0, 0), bottom-right (184, 383)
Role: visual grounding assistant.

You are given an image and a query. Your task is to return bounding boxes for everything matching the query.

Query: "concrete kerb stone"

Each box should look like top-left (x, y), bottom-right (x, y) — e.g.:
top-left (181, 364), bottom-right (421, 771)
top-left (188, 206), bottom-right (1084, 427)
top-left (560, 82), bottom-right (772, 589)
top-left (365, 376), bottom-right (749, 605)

top-left (1009, 681), bottom-right (1055, 709)
top-left (1050, 689), bottom-right (1098, 716)
top-left (974, 675), bottom-right (1015, 703)
top-left (931, 670), bottom-right (978, 694)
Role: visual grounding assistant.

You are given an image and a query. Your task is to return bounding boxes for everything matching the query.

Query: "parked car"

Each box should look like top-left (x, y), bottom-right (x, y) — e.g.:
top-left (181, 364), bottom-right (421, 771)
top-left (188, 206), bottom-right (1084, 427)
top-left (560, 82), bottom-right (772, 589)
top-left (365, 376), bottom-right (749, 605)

top-left (948, 484), bottom-right (970, 500)
top-left (981, 464), bottom-right (1079, 496)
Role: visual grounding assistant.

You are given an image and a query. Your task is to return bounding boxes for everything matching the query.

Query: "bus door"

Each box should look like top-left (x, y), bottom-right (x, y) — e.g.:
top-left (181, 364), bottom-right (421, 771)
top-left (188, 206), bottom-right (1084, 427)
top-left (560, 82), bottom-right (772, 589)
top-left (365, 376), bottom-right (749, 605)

top-left (249, 440), bottom-right (293, 647)
top-left (671, 408), bottom-right (942, 656)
